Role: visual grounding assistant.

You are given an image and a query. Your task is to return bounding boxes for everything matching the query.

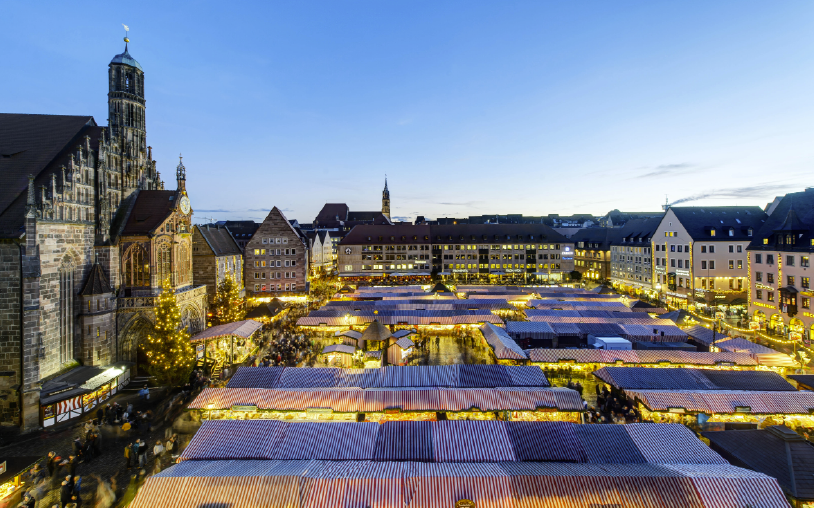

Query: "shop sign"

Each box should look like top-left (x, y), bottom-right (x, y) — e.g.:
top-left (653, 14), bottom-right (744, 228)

top-left (676, 269), bottom-right (690, 276)
top-left (791, 332), bottom-right (802, 341)
top-left (456, 500), bottom-right (475, 508)
top-left (231, 405), bottom-right (258, 412)
top-left (749, 321), bottom-right (760, 330)
top-left (658, 361), bottom-right (671, 367)
top-left (668, 408), bottom-right (685, 414)
top-left (666, 291), bottom-right (686, 298)
top-left (452, 269), bottom-right (470, 273)
top-left (0, 461), bottom-right (5, 475)
top-left (756, 283), bottom-right (773, 290)
top-left (505, 269), bottom-right (523, 273)
top-left (714, 295), bottom-right (726, 299)
top-left (307, 407), bottom-right (333, 414)
top-left (717, 362), bottom-right (735, 367)
top-left (735, 406), bottom-right (751, 413)
top-left (383, 408), bottom-right (400, 414)
top-left (196, 344), bottom-right (204, 360)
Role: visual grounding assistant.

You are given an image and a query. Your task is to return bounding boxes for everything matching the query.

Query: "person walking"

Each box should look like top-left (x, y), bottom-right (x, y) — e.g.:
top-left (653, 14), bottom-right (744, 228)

top-left (73, 475), bottom-right (82, 500)
top-left (152, 440), bottom-right (165, 466)
top-left (60, 480), bottom-right (73, 507)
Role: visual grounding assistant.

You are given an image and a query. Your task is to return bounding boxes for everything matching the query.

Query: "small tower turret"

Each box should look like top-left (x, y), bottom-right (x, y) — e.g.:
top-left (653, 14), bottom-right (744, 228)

top-left (382, 176), bottom-right (391, 220)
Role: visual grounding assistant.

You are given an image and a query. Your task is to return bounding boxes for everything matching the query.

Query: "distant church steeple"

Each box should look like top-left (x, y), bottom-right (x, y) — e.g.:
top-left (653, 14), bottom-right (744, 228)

top-left (177, 154), bottom-right (186, 192)
top-left (382, 176), bottom-right (391, 220)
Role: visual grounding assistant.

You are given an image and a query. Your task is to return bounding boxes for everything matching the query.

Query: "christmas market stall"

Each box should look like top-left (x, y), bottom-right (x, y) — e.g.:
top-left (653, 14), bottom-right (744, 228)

top-left (190, 320), bottom-right (263, 375)
top-left (133, 420), bottom-right (790, 508)
top-left (0, 457), bottom-right (42, 508)
top-left (188, 365), bottom-right (582, 422)
top-left (245, 297), bottom-right (289, 324)
top-left (479, 323), bottom-right (528, 362)
top-left (39, 362), bottom-right (132, 427)
top-left (320, 344), bottom-right (357, 367)
top-left (594, 366), bottom-right (814, 429)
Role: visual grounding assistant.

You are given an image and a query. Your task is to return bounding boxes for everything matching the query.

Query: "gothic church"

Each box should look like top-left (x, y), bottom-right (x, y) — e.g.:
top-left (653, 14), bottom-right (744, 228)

top-left (0, 39), bottom-right (207, 430)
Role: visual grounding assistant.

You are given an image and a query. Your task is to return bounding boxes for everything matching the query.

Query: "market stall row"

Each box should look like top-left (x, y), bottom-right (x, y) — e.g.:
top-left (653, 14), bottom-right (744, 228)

top-left (131, 460), bottom-right (789, 508)
top-left (39, 363), bottom-right (132, 427)
top-left (227, 365), bottom-right (549, 389)
top-left (323, 299), bottom-right (515, 311)
top-left (179, 420), bottom-right (725, 465)
top-left (527, 348), bottom-right (758, 368)
top-left (593, 366), bottom-right (796, 392)
top-left (187, 387), bottom-right (584, 421)
top-left (297, 309), bottom-right (504, 327)
top-left (507, 321), bottom-right (689, 345)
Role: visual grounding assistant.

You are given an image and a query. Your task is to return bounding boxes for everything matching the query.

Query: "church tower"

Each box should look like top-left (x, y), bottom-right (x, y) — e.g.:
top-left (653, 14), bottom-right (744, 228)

top-left (382, 177), bottom-right (391, 220)
top-left (108, 33), bottom-right (155, 195)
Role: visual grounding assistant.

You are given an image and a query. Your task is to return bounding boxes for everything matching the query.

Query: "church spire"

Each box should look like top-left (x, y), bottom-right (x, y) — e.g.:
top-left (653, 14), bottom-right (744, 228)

top-left (381, 175), bottom-right (391, 221)
top-left (176, 154), bottom-right (186, 192)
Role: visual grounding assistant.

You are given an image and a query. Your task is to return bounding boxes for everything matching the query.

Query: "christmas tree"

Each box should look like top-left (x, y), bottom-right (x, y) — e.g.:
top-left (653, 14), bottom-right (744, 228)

top-left (209, 270), bottom-right (245, 326)
top-left (140, 278), bottom-right (196, 386)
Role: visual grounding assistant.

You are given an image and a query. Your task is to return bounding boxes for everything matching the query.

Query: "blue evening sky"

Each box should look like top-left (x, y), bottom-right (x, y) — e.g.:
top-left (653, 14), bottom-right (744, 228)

top-left (3, 1), bottom-right (814, 223)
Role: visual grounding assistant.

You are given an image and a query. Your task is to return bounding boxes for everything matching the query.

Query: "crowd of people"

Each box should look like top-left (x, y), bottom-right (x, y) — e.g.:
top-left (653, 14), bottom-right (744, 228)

top-left (584, 385), bottom-right (641, 424)
top-left (257, 334), bottom-right (313, 367)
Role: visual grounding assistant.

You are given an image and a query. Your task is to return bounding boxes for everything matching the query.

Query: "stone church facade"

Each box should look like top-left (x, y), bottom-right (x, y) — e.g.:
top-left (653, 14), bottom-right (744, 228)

top-left (0, 40), bottom-right (206, 430)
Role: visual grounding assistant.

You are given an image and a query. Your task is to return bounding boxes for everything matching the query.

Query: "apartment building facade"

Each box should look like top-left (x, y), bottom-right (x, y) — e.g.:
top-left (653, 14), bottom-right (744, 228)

top-left (747, 189), bottom-right (814, 340)
top-left (610, 217), bottom-right (662, 294)
top-left (338, 224), bottom-right (574, 282)
top-left (244, 207), bottom-right (309, 296)
top-left (652, 207), bottom-right (767, 310)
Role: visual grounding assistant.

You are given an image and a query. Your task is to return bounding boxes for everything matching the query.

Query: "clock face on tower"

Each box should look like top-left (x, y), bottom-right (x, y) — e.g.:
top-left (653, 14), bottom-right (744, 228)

top-left (179, 195), bottom-right (191, 215)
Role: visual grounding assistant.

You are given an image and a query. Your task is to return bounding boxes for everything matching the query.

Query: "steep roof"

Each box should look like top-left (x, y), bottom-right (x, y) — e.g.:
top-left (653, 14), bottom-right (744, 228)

top-left (195, 225), bottom-right (241, 256)
top-left (0, 114), bottom-right (100, 238)
top-left (668, 206), bottom-right (767, 241)
top-left (749, 189), bottom-right (814, 251)
top-left (360, 320), bottom-right (392, 342)
top-left (121, 190), bottom-right (178, 235)
top-left (615, 217), bottom-right (663, 244)
top-left (79, 263), bottom-right (113, 296)
top-left (316, 203), bottom-right (350, 222)
top-left (430, 223), bottom-right (569, 243)
top-left (703, 426), bottom-right (814, 500)
top-left (570, 227), bottom-right (622, 250)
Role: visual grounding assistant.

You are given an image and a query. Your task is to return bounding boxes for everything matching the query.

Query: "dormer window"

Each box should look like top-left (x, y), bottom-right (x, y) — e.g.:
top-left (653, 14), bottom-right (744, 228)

top-left (748, 228), bottom-right (753, 237)
top-left (710, 228), bottom-right (716, 237)
top-left (728, 229), bottom-right (734, 237)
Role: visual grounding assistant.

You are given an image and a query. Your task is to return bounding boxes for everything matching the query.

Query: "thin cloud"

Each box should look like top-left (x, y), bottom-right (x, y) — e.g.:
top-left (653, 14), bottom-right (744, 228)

top-left (438, 201), bottom-right (484, 206)
top-left (196, 209), bottom-right (233, 213)
top-left (669, 184), bottom-right (799, 206)
top-left (640, 163), bottom-right (695, 178)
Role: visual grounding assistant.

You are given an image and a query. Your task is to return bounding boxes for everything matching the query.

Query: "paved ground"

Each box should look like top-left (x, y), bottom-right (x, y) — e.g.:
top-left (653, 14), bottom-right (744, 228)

top-left (0, 382), bottom-right (195, 507)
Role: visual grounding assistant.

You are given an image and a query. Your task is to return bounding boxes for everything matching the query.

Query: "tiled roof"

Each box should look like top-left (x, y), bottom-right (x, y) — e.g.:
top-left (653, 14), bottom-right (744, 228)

top-left (749, 189), bottom-right (814, 251)
top-left (594, 366), bottom-right (795, 391)
top-left (669, 206), bottom-right (767, 241)
top-left (315, 203), bottom-right (350, 222)
top-left (79, 263), bottom-right (113, 296)
top-left (195, 225), bottom-right (241, 256)
top-left (0, 113), bottom-right (99, 237)
top-left (121, 190), bottom-right (178, 235)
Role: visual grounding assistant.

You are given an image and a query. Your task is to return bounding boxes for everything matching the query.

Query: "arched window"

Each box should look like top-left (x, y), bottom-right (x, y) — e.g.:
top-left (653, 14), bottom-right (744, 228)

top-left (59, 257), bottom-right (75, 363)
top-left (157, 243), bottom-right (172, 285)
top-left (123, 244), bottom-right (150, 287)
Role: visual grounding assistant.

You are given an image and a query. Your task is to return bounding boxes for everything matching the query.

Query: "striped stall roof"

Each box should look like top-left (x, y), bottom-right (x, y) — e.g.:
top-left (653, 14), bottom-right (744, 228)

top-left (276, 368), bottom-right (343, 388)
top-left (575, 322), bottom-right (626, 337)
top-left (503, 463), bottom-right (705, 508)
top-left (393, 337), bottom-right (415, 349)
top-left (374, 421), bottom-right (434, 462)
top-left (506, 421), bottom-right (586, 462)
top-left (575, 424), bottom-right (647, 464)
top-left (628, 390), bottom-right (814, 415)
top-left (504, 321), bottom-right (556, 341)
top-left (715, 337), bottom-right (781, 355)
top-left (406, 462), bottom-right (515, 508)
top-left (598, 349), bottom-right (640, 364)
top-left (380, 365), bottom-right (459, 388)
top-left (504, 366), bottom-right (549, 387)
top-left (619, 324), bottom-right (689, 343)
top-left (274, 422), bottom-right (379, 460)
top-left (458, 364), bottom-right (513, 388)
top-left (134, 461), bottom-right (789, 508)
top-left (624, 424), bottom-right (728, 465)
top-left (336, 368), bottom-right (384, 388)
top-left (432, 422), bottom-right (517, 463)
top-left (179, 420), bottom-right (288, 460)
top-left (479, 322), bottom-right (528, 360)
top-left (322, 344), bottom-right (356, 355)
top-left (549, 322), bottom-right (582, 336)
top-left (227, 367), bottom-right (285, 388)
top-left (593, 367), bottom-right (793, 391)
top-left (189, 387), bottom-right (576, 412)
top-left (527, 348), bottom-right (603, 364)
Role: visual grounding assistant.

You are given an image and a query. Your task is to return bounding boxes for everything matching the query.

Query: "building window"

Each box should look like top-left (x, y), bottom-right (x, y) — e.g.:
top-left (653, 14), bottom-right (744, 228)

top-left (123, 244), bottom-right (150, 287)
top-left (767, 273), bottom-right (774, 284)
top-left (786, 255), bottom-right (795, 266)
top-left (59, 257), bottom-right (74, 364)
top-left (701, 261), bottom-right (707, 269)
top-left (737, 245), bottom-right (742, 253)
top-left (755, 254), bottom-right (762, 264)
top-left (803, 297), bottom-right (810, 309)
top-left (701, 279), bottom-right (707, 289)
top-left (709, 261), bottom-right (715, 269)
top-left (157, 243), bottom-right (172, 285)
top-left (803, 277), bottom-right (810, 289)
top-left (788, 276), bottom-right (795, 287)
top-left (728, 260), bottom-right (734, 269)
top-left (803, 256), bottom-right (810, 268)
top-left (737, 260), bottom-right (742, 269)
top-left (756, 290), bottom-right (762, 300)
top-left (756, 272), bottom-right (762, 282)
top-left (729, 245), bottom-right (734, 253)
top-left (709, 245), bottom-right (715, 253)
top-left (701, 246), bottom-right (706, 253)
top-left (767, 292), bottom-right (774, 302)
top-left (767, 255), bottom-right (774, 264)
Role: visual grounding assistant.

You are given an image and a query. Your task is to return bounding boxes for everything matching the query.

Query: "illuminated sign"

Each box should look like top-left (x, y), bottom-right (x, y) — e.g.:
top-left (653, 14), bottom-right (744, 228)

top-left (231, 405), bottom-right (257, 411)
top-left (676, 269), bottom-right (690, 276)
top-left (668, 408), bottom-right (686, 414)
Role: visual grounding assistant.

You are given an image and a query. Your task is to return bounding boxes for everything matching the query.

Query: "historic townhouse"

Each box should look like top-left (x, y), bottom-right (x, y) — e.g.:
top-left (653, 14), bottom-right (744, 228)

top-left (747, 188), bottom-right (814, 340)
top-left (244, 207), bottom-right (309, 296)
top-left (0, 39), bottom-right (206, 430)
top-left (610, 217), bottom-right (662, 294)
top-left (570, 228), bottom-right (619, 281)
top-left (192, 224), bottom-right (244, 300)
top-left (651, 207), bottom-right (767, 310)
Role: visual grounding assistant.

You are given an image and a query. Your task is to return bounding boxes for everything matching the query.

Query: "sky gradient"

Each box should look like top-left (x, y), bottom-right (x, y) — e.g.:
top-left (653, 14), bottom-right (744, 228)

top-left (3, 1), bottom-right (814, 223)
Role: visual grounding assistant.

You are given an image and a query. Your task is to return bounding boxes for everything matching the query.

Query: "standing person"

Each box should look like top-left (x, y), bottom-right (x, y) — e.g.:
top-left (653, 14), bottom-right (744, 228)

top-left (46, 452), bottom-right (57, 478)
top-left (124, 442), bottom-right (133, 469)
top-left (66, 456), bottom-right (77, 479)
top-left (73, 475), bottom-right (82, 500)
top-left (137, 439), bottom-right (147, 468)
top-left (152, 440), bottom-right (164, 466)
top-left (60, 480), bottom-right (73, 507)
